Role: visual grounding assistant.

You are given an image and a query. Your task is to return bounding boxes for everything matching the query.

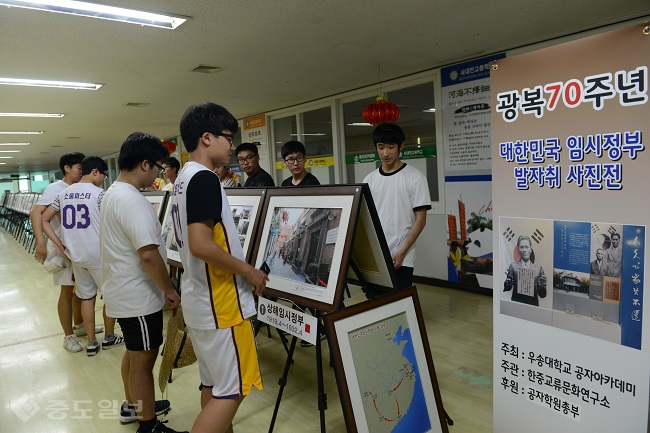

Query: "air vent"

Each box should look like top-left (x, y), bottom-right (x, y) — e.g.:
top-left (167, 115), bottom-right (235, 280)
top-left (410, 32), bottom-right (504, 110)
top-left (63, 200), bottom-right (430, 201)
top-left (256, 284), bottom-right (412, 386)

top-left (65, 137), bottom-right (81, 139)
top-left (125, 102), bottom-right (150, 107)
top-left (191, 65), bottom-right (223, 74)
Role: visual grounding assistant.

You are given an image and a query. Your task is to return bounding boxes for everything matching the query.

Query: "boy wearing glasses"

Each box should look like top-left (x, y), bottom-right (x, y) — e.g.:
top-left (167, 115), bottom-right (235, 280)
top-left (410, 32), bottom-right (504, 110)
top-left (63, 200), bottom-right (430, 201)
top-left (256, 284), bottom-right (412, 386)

top-left (280, 140), bottom-right (320, 186)
top-left (172, 103), bottom-right (268, 433)
top-left (42, 156), bottom-right (124, 356)
top-left (235, 142), bottom-right (275, 187)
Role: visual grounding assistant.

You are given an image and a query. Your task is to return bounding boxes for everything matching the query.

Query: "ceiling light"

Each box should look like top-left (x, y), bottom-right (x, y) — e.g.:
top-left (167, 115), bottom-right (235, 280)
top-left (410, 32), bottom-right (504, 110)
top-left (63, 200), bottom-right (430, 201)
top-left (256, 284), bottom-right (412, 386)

top-left (290, 133), bottom-right (326, 136)
top-left (422, 108), bottom-right (436, 113)
top-left (0, 143), bottom-right (29, 146)
top-left (0, 131), bottom-right (43, 135)
top-left (0, 113), bottom-right (64, 117)
top-left (347, 122), bottom-right (373, 127)
top-left (0, 77), bottom-right (101, 90)
top-left (0, 156), bottom-right (14, 159)
top-left (0, 150), bottom-right (21, 153)
top-left (0, 1), bottom-right (188, 29)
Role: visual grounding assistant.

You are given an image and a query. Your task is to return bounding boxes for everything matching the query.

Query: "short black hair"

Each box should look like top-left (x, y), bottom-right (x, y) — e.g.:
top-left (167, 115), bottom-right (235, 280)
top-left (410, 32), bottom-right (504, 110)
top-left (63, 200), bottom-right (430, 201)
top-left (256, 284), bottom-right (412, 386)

top-left (372, 123), bottom-right (405, 146)
top-left (611, 232), bottom-right (621, 240)
top-left (180, 102), bottom-right (238, 152)
top-left (59, 152), bottom-right (85, 175)
top-left (163, 156), bottom-right (180, 172)
top-left (281, 140), bottom-right (306, 159)
top-left (81, 156), bottom-right (108, 176)
top-left (235, 142), bottom-right (259, 157)
top-left (117, 132), bottom-right (168, 171)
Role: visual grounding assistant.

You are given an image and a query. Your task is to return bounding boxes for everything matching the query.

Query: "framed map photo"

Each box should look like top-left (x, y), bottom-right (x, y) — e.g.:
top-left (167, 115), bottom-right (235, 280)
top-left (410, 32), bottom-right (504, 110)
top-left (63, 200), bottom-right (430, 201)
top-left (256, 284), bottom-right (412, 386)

top-left (224, 187), bottom-right (266, 263)
top-left (252, 185), bottom-right (363, 312)
top-left (141, 191), bottom-right (169, 223)
top-left (323, 288), bottom-right (449, 433)
top-left (160, 196), bottom-right (181, 267)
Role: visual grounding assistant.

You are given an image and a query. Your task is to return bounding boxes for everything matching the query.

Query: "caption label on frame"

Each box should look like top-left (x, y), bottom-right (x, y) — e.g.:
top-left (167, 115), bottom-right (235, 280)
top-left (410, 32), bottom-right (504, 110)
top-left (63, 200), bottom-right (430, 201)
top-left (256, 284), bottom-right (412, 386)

top-left (257, 298), bottom-right (318, 345)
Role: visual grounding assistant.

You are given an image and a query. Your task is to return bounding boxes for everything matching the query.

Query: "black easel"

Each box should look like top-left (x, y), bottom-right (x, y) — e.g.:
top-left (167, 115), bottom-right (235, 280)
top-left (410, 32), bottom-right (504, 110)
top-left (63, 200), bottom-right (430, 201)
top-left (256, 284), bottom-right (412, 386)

top-left (268, 307), bottom-right (327, 433)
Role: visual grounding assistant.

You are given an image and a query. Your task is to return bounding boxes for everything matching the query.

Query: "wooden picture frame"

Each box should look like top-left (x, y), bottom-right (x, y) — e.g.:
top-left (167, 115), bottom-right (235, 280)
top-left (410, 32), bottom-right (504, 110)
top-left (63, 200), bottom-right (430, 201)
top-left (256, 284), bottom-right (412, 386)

top-left (323, 288), bottom-right (449, 433)
top-left (160, 193), bottom-right (181, 268)
top-left (224, 187), bottom-right (266, 263)
top-left (141, 190), bottom-right (169, 223)
top-left (251, 185), bottom-right (363, 312)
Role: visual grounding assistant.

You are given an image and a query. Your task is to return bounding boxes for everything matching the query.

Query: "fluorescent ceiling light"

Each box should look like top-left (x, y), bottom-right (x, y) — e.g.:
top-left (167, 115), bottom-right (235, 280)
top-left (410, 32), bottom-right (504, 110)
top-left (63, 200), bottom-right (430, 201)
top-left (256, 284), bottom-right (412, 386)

top-left (0, 0), bottom-right (188, 29)
top-left (347, 122), bottom-right (373, 127)
top-left (0, 143), bottom-right (30, 146)
top-left (290, 133), bottom-right (326, 136)
top-left (0, 150), bottom-right (21, 153)
top-left (423, 108), bottom-right (436, 112)
top-left (0, 131), bottom-right (43, 135)
top-left (0, 156), bottom-right (15, 159)
top-left (0, 77), bottom-right (101, 90)
top-left (0, 113), bottom-right (64, 117)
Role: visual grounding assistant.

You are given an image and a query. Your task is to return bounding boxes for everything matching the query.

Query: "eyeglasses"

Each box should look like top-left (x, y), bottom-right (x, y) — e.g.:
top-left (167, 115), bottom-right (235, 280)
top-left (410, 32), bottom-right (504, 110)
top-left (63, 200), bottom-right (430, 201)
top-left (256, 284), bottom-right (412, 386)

top-left (237, 154), bottom-right (256, 164)
top-left (101, 172), bottom-right (108, 179)
top-left (212, 132), bottom-right (235, 145)
top-left (154, 162), bottom-right (165, 174)
top-left (284, 155), bottom-right (305, 165)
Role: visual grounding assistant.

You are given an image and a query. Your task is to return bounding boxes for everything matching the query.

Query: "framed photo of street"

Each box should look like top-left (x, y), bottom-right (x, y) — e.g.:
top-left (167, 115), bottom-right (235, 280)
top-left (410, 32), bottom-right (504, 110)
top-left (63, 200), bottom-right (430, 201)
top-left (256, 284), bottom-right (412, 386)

top-left (224, 187), bottom-right (266, 263)
top-left (252, 185), bottom-right (363, 312)
top-left (323, 288), bottom-right (449, 433)
top-left (141, 190), bottom-right (169, 223)
top-left (160, 198), bottom-right (181, 267)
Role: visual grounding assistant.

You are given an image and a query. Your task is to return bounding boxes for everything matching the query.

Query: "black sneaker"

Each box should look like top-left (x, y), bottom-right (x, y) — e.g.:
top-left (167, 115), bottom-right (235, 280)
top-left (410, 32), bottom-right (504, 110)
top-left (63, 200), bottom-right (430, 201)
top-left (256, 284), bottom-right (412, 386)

top-left (136, 420), bottom-right (188, 433)
top-left (120, 400), bottom-right (171, 423)
top-left (102, 333), bottom-right (125, 350)
top-left (86, 341), bottom-right (100, 356)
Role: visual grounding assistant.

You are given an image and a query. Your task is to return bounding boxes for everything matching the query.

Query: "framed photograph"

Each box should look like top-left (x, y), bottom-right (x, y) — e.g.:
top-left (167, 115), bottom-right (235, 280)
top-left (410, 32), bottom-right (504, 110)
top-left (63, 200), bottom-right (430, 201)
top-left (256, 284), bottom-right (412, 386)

top-left (323, 288), bottom-right (449, 433)
top-left (252, 185), bottom-right (363, 312)
top-left (160, 196), bottom-right (181, 267)
top-left (224, 187), bottom-right (266, 263)
top-left (141, 191), bottom-right (169, 223)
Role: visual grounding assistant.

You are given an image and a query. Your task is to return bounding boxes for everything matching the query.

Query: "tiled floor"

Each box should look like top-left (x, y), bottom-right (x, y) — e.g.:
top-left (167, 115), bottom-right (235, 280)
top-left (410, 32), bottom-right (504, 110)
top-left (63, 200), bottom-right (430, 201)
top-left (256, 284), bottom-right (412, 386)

top-left (0, 229), bottom-right (493, 432)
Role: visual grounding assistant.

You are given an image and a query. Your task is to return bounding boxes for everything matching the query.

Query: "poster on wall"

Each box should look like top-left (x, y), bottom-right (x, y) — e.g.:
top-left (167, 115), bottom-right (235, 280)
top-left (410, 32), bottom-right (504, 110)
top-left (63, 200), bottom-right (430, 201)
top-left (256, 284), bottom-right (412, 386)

top-left (442, 54), bottom-right (503, 291)
top-left (491, 23), bottom-right (648, 432)
top-left (242, 114), bottom-right (270, 179)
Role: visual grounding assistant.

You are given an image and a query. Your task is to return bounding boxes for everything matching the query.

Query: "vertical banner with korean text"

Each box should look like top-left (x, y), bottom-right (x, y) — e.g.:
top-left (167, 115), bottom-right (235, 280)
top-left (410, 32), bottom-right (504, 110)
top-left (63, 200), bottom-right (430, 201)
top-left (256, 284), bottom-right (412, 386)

top-left (442, 54), bottom-right (504, 290)
top-left (242, 114), bottom-right (270, 177)
top-left (491, 24), bottom-right (648, 432)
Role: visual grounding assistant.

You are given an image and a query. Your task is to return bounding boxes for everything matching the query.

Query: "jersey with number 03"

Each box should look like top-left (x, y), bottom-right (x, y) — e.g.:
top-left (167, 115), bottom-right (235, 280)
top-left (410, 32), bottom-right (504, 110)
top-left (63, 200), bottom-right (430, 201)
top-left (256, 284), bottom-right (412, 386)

top-left (51, 182), bottom-right (104, 268)
top-left (171, 161), bottom-right (256, 330)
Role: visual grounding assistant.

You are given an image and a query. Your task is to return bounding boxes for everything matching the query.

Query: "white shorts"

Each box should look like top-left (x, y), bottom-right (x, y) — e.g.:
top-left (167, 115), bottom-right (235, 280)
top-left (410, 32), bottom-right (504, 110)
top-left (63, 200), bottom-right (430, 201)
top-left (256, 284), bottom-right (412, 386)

top-left (53, 260), bottom-right (74, 286)
top-left (70, 264), bottom-right (101, 300)
top-left (188, 319), bottom-right (263, 398)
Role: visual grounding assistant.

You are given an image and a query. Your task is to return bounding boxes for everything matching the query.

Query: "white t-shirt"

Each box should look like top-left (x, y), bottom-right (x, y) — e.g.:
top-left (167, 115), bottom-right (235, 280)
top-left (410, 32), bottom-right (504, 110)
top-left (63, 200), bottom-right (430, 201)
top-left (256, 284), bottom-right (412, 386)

top-left (50, 182), bottom-right (104, 268)
top-left (100, 181), bottom-right (166, 318)
top-left (36, 180), bottom-right (69, 239)
top-left (363, 163), bottom-right (431, 268)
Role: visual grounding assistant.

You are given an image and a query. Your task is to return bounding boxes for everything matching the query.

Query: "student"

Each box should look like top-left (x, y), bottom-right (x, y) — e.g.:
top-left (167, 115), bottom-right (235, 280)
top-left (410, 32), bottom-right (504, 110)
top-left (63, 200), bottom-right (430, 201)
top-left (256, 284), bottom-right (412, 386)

top-left (363, 123), bottom-right (431, 289)
top-left (100, 133), bottom-right (184, 433)
top-left (161, 157), bottom-right (181, 191)
top-left (214, 164), bottom-right (241, 187)
top-left (172, 102), bottom-right (268, 433)
top-left (280, 140), bottom-right (320, 186)
top-left (29, 151), bottom-right (99, 352)
top-left (235, 142), bottom-right (275, 187)
top-left (42, 156), bottom-right (124, 356)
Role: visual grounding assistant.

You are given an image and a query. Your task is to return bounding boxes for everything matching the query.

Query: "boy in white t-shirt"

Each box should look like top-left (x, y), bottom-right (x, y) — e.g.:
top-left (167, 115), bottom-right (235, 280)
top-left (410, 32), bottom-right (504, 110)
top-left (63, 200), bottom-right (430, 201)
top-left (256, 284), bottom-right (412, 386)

top-left (100, 133), bottom-right (184, 433)
top-left (363, 123), bottom-right (431, 289)
top-left (172, 102), bottom-right (268, 433)
top-left (29, 151), bottom-right (95, 352)
top-left (42, 156), bottom-right (124, 356)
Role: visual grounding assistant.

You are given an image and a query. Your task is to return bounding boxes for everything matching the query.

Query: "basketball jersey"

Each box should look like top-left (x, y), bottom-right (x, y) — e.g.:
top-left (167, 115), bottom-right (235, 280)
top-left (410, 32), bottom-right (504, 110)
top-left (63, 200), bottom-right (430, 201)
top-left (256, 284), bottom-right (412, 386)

top-left (171, 161), bottom-right (256, 330)
top-left (51, 182), bottom-right (103, 268)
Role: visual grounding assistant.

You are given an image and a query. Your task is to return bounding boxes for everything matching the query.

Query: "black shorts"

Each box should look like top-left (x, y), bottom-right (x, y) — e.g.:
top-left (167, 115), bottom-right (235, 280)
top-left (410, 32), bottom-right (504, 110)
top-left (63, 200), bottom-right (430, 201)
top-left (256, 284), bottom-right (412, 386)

top-left (117, 310), bottom-right (163, 351)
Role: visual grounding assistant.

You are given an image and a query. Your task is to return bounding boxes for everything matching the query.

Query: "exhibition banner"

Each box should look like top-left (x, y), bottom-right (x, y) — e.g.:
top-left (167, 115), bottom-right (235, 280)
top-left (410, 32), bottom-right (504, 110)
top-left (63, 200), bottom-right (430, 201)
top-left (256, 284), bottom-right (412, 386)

top-left (442, 54), bottom-right (503, 290)
top-left (491, 24), bottom-right (648, 432)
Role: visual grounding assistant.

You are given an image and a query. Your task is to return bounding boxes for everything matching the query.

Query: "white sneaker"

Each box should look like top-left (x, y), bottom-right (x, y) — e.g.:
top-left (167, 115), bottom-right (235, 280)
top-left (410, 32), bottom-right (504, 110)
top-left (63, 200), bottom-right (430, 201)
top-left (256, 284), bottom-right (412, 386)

top-left (63, 335), bottom-right (83, 353)
top-left (73, 323), bottom-right (104, 337)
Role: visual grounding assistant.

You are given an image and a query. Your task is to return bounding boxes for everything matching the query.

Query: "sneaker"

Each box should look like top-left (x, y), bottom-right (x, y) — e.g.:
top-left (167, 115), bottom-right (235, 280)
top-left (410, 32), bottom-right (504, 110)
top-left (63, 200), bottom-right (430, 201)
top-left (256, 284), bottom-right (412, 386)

top-left (102, 333), bottom-right (125, 350)
top-left (120, 400), bottom-right (172, 424)
top-left (87, 340), bottom-right (100, 356)
top-left (136, 420), bottom-right (187, 433)
top-left (63, 335), bottom-right (83, 353)
top-left (73, 323), bottom-right (104, 337)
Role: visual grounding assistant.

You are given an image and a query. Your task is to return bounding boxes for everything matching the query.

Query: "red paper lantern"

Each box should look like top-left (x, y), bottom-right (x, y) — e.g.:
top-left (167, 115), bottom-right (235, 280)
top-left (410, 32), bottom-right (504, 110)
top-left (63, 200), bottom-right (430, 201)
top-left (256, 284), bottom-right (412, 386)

top-left (162, 140), bottom-right (177, 154)
top-left (363, 96), bottom-right (400, 126)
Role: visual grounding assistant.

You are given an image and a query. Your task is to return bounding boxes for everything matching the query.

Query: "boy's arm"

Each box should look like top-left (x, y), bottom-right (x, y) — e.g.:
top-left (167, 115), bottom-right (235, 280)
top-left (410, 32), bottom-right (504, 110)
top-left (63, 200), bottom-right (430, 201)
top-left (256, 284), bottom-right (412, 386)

top-left (137, 244), bottom-right (181, 313)
top-left (29, 204), bottom-right (48, 262)
top-left (42, 206), bottom-right (65, 256)
top-left (392, 209), bottom-right (427, 269)
top-left (188, 220), bottom-right (268, 294)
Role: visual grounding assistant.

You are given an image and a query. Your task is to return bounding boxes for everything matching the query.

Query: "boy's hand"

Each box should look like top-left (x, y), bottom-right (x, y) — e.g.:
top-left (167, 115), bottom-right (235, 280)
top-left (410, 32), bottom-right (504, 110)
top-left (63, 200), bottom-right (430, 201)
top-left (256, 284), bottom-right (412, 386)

top-left (35, 242), bottom-right (47, 263)
top-left (392, 251), bottom-right (405, 270)
top-left (246, 267), bottom-right (269, 295)
top-left (165, 290), bottom-right (181, 316)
